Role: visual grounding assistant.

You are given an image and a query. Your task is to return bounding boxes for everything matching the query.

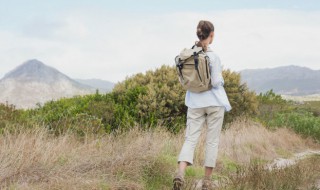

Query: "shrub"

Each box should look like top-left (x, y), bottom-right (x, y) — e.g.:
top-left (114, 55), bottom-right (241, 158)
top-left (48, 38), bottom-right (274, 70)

top-left (223, 69), bottom-right (258, 123)
top-left (256, 89), bottom-right (288, 124)
top-left (269, 110), bottom-right (320, 141)
top-left (113, 65), bottom-right (186, 132)
top-left (27, 93), bottom-right (113, 135)
top-left (0, 102), bottom-right (28, 131)
top-left (113, 66), bottom-right (258, 132)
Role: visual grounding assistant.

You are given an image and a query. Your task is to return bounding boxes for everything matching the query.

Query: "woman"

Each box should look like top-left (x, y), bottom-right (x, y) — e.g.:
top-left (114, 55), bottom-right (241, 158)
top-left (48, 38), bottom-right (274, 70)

top-left (173, 20), bottom-right (232, 190)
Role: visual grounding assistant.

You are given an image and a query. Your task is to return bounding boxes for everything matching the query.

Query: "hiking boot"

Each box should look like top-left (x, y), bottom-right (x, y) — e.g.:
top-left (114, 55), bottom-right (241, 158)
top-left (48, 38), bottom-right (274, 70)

top-left (172, 174), bottom-right (184, 190)
top-left (202, 176), bottom-right (213, 190)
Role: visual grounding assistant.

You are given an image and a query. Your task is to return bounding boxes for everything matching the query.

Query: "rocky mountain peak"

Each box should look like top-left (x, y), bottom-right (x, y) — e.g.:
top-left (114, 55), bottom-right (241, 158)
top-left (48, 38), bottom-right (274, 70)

top-left (0, 59), bottom-right (96, 108)
top-left (2, 59), bottom-right (68, 83)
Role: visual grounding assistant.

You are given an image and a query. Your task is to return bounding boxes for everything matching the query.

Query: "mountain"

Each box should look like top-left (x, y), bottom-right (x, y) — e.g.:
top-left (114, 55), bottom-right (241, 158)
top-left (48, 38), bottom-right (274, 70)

top-left (0, 59), bottom-right (95, 109)
top-left (240, 65), bottom-right (320, 95)
top-left (75, 79), bottom-right (115, 93)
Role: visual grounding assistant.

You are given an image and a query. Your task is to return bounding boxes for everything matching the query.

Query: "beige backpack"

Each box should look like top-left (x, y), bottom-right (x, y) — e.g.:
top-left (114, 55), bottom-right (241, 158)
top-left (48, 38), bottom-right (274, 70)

top-left (175, 45), bottom-right (212, 93)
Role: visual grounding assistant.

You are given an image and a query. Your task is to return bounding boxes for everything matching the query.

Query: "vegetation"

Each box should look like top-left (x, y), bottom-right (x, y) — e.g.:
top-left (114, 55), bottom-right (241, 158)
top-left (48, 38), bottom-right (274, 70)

top-left (111, 66), bottom-right (257, 131)
top-left (295, 100), bottom-right (320, 117)
top-left (1, 65), bottom-right (320, 189)
top-left (0, 66), bottom-right (319, 141)
top-left (268, 110), bottom-right (320, 141)
top-left (0, 103), bottom-right (27, 132)
top-left (1, 66), bottom-right (258, 135)
top-left (256, 90), bottom-right (320, 142)
top-left (1, 66), bottom-right (319, 141)
top-left (0, 120), bottom-right (319, 190)
top-left (223, 155), bottom-right (320, 190)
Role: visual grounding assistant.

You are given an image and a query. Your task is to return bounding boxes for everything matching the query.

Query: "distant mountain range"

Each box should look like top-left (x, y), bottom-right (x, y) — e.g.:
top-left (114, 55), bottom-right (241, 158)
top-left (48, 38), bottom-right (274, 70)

top-left (240, 65), bottom-right (320, 95)
top-left (0, 59), bottom-right (114, 109)
top-left (75, 79), bottom-right (114, 93)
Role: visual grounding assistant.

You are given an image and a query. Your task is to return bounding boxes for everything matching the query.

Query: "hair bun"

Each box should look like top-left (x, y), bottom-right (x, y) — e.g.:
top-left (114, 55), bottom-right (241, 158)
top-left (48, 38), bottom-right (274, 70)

top-left (196, 28), bottom-right (204, 39)
top-left (196, 20), bottom-right (214, 41)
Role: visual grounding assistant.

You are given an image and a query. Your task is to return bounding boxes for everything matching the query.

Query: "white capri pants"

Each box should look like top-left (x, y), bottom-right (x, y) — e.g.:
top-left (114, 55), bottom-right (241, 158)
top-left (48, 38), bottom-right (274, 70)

top-left (178, 106), bottom-right (225, 167)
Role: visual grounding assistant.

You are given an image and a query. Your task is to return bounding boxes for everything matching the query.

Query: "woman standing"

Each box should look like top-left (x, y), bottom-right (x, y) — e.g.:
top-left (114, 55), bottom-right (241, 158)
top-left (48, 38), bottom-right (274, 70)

top-left (173, 20), bottom-right (232, 190)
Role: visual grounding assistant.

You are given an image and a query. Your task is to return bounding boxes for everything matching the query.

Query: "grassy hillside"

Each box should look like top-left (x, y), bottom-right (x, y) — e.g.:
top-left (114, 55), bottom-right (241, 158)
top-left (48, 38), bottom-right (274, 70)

top-left (0, 120), bottom-right (319, 190)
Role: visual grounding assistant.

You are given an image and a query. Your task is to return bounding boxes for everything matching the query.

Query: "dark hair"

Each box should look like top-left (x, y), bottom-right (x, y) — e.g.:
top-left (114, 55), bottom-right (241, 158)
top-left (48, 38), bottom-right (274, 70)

top-left (196, 20), bottom-right (214, 41)
top-left (196, 20), bottom-right (214, 51)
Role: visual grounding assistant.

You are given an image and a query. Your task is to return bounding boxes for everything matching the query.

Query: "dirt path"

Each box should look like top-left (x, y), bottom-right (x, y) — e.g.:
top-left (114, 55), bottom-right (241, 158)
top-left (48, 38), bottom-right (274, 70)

top-left (266, 150), bottom-right (320, 170)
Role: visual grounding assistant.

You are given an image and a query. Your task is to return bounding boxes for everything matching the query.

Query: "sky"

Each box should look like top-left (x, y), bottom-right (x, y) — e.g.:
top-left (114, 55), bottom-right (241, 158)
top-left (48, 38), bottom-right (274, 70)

top-left (0, 0), bottom-right (320, 83)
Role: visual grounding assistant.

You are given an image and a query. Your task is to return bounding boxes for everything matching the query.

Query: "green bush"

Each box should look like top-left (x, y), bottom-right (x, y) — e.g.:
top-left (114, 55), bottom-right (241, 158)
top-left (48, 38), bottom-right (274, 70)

top-left (113, 65), bottom-right (186, 132)
top-left (256, 90), bottom-right (320, 141)
top-left (113, 66), bottom-right (258, 132)
top-left (26, 92), bottom-right (113, 135)
top-left (0, 102), bottom-right (29, 132)
top-left (269, 110), bottom-right (320, 141)
top-left (256, 89), bottom-right (288, 124)
top-left (223, 69), bottom-right (258, 123)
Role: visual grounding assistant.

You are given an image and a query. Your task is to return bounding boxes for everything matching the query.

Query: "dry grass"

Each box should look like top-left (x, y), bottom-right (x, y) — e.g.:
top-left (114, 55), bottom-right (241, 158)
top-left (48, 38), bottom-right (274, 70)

top-left (223, 155), bottom-right (320, 190)
top-left (192, 118), bottom-right (319, 167)
top-left (0, 126), bottom-right (175, 189)
top-left (0, 119), bottom-right (319, 189)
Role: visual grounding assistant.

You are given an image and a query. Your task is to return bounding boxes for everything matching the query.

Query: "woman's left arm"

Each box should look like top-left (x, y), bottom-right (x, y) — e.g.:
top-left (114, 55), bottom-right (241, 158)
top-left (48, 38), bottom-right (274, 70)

top-left (210, 54), bottom-right (224, 88)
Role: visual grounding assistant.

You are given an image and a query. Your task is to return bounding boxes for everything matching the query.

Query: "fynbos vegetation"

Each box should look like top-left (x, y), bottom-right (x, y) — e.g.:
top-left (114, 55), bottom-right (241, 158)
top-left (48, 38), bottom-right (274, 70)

top-left (0, 65), bottom-right (320, 189)
top-left (1, 66), bottom-right (258, 135)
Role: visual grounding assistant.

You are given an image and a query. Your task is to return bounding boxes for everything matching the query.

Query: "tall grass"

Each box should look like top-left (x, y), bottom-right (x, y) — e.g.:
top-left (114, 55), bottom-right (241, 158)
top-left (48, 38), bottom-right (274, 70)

top-left (224, 155), bottom-right (320, 190)
top-left (0, 126), bottom-right (175, 189)
top-left (0, 119), bottom-right (319, 189)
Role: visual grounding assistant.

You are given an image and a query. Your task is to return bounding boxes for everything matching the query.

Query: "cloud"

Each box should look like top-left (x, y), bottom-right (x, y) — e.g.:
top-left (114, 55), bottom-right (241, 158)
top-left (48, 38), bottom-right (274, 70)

top-left (213, 9), bottom-right (320, 71)
top-left (1, 9), bottom-right (320, 82)
top-left (20, 15), bottom-right (88, 40)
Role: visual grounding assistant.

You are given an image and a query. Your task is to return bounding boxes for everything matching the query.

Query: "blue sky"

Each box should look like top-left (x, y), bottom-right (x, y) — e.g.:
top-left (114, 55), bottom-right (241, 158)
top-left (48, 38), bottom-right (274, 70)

top-left (1, 0), bottom-right (319, 14)
top-left (1, 0), bottom-right (319, 26)
top-left (1, 0), bottom-right (320, 82)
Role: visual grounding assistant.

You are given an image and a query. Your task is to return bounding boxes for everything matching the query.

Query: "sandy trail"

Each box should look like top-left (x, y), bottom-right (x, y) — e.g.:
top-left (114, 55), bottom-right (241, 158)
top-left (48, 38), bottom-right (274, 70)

top-left (266, 150), bottom-right (320, 170)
